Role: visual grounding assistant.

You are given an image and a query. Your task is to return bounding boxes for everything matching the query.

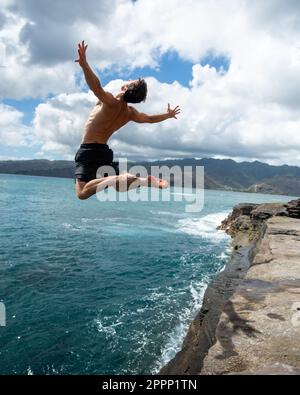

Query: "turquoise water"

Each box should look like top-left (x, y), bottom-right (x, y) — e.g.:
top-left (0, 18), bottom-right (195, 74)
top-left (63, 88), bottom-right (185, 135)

top-left (0, 174), bottom-right (295, 375)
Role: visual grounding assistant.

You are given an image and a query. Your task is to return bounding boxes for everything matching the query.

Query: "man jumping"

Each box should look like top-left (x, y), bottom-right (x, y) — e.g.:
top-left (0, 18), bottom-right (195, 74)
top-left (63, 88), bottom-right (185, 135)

top-left (74, 41), bottom-right (181, 200)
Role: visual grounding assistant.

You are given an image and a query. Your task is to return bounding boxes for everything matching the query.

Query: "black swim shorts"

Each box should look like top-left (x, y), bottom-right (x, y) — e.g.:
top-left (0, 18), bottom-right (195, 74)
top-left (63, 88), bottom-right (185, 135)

top-left (74, 143), bottom-right (119, 183)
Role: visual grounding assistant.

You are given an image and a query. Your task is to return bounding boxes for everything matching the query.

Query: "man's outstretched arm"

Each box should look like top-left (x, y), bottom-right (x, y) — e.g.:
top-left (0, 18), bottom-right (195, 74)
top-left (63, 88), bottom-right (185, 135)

top-left (75, 41), bottom-right (115, 105)
top-left (130, 104), bottom-right (181, 124)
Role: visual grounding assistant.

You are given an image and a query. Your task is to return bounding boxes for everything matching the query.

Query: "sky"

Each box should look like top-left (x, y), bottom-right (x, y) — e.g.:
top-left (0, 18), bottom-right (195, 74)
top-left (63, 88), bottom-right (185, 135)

top-left (1, 0), bottom-right (300, 165)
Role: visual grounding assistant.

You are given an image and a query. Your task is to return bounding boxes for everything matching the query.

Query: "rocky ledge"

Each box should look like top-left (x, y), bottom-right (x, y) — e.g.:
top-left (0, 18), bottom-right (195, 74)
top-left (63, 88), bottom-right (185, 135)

top-left (160, 198), bottom-right (300, 375)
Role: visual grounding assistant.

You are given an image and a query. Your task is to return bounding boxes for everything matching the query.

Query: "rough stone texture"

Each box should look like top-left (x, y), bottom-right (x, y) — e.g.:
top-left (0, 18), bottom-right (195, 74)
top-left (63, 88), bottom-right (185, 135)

top-left (160, 199), bottom-right (300, 375)
top-left (286, 198), bottom-right (300, 219)
top-left (159, 244), bottom-right (253, 375)
top-left (201, 216), bottom-right (300, 375)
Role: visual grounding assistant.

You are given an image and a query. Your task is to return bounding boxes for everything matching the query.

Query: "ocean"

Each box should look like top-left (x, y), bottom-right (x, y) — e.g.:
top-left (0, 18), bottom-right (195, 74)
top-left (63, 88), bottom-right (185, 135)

top-left (0, 173), bottom-right (295, 375)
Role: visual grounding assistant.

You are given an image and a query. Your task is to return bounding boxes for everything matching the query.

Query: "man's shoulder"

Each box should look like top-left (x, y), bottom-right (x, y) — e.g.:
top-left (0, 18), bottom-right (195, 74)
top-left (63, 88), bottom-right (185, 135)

top-left (97, 93), bottom-right (119, 108)
top-left (106, 91), bottom-right (119, 105)
top-left (128, 105), bottom-right (138, 114)
top-left (127, 105), bottom-right (137, 119)
top-left (97, 91), bottom-right (119, 107)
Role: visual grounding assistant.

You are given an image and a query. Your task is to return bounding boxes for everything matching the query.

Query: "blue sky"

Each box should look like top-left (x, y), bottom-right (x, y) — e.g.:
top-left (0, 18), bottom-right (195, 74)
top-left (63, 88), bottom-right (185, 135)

top-left (1, 55), bottom-right (198, 159)
top-left (0, 46), bottom-right (230, 160)
top-left (3, 98), bottom-right (42, 126)
top-left (100, 52), bottom-right (230, 87)
top-left (1, 0), bottom-right (300, 165)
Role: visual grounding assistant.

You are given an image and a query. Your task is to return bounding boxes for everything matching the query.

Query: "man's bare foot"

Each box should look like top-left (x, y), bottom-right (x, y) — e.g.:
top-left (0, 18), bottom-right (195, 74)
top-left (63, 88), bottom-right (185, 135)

top-left (147, 175), bottom-right (169, 189)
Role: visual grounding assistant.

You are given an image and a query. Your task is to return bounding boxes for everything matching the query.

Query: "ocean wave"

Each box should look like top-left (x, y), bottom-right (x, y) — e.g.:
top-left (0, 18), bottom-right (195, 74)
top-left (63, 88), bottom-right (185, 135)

top-left (62, 222), bottom-right (83, 232)
top-left (27, 366), bottom-right (34, 375)
top-left (217, 246), bottom-right (231, 260)
top-left (151, 279), bottom-right (208, 374)
top-left (149, 210), bottom-right (184, 217)
top-left (94, 318), bottom-right (123, 338)
top-left (176, 212), bottom-right (230, 242)
top-left (190, 279), bottom-right (207, 310)
top-left (170, 192), bottom-right (197, 197)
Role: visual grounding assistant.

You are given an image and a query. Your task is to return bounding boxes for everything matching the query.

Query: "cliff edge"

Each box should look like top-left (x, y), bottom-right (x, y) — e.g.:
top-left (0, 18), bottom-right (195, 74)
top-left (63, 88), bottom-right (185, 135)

top-left (160, 199), bottom-right (300, 375)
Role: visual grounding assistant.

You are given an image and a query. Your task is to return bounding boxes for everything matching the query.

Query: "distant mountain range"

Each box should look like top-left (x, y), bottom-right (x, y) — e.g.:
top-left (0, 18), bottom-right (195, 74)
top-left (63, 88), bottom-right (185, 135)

top-left (0, 158), bottom-right (300, 196)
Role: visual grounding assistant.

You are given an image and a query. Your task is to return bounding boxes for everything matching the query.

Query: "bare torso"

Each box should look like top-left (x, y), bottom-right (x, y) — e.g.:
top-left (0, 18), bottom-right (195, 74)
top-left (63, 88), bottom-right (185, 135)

top-left (82, 99), bottom-right (131, 144)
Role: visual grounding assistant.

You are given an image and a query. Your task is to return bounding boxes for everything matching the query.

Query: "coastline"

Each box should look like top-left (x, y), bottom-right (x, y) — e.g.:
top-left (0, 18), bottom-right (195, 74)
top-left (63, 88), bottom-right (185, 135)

top-left (2, 156), bottom-right (300, 196)
top-left (160, 199), bottom-right (300, 375)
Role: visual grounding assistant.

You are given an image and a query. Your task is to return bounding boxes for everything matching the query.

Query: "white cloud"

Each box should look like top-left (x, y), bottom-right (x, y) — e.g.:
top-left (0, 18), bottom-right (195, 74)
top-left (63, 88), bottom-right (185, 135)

top-left (16, 0), bottom-right (117, 65)
top-left (31, 72), bottom-right (300, 165)
top-left (33, 91), bottom-right (97, 158)
top-left (0, 8), bottom-right (78, 99)
top-left (0, 103), bottom-right (31, 146)
top-left (1, 0), bottom-right (300, 164)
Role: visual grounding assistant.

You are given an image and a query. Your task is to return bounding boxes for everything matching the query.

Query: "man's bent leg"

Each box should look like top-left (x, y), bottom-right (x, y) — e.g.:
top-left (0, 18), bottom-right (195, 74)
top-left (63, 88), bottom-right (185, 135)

top-left (75, 174), bottom-right (169, 200)
top-left (115, 174), bottom-right (168, 191)
top-left (76, 176), bottom-right (117, 200)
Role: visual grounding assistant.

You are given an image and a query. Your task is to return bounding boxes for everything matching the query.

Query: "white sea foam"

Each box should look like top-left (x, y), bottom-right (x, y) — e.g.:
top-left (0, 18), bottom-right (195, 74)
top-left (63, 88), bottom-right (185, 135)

top-left (151, 213), bottom-right (231, 373)
top-left (151, 279), bottom-right (208, 374)
top-left (62, 222), bottom-right (72, 229)
top-left (217, 247), bottom-right (232, 260)
top-left (149, 210), bottom-right (183, 217)
top-left (149, 210), bottom-right (188, 221)
top-left (27, 366), bottom-right (34, 375)
top-left (150, 210), bottom-right (170, 216)
top-left (62, 222), bottom-right (83, 232)
top-left (219, 264), bottom-right (227, 273)
top-left (190, 279), bottom-right (207, 310)
top-left (95, 317), bottom-right (123, 339)
top-left (170, 192), bottom-right (196, 197)
top-left (177, 212), bottom-right (230, 242)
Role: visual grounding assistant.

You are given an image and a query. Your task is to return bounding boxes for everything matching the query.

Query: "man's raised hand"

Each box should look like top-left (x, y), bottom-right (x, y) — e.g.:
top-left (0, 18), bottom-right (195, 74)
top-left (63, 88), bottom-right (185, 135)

top-left (75, 40), bottom-right (88, 67)
top-left (167, 104), bottom-right (181, 119)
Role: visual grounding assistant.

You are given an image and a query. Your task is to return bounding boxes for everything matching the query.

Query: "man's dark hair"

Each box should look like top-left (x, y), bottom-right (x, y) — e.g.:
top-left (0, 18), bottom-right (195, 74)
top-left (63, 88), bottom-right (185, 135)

top-left (123, 78), bottom-right (148, 104)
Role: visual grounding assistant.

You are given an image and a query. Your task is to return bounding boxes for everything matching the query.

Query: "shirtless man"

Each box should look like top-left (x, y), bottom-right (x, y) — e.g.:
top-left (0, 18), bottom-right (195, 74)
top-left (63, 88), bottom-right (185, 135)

top-left (74, 41), bottom-right (181, 200)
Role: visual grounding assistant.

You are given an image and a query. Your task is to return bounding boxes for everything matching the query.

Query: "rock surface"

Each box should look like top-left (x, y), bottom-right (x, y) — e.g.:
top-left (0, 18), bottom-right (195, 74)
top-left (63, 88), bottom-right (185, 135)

top-left (160, 199), bottom-right (300, 375)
